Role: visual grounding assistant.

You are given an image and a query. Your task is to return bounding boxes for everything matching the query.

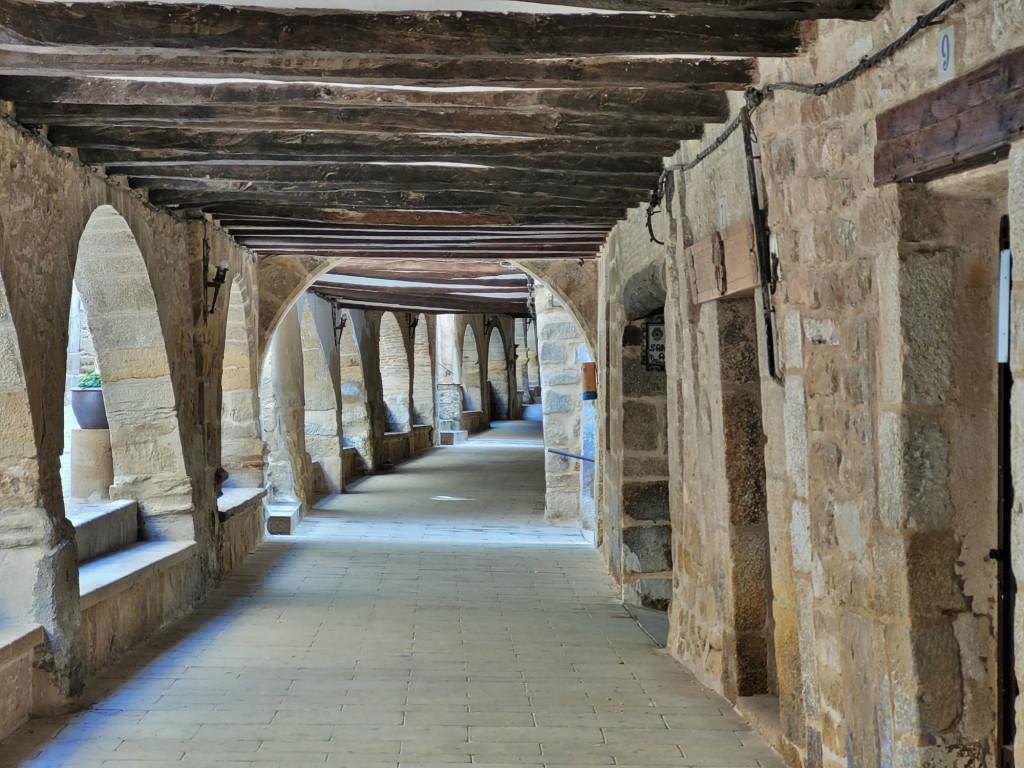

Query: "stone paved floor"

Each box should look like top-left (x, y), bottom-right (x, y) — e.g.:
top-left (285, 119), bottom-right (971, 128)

top-left (1, 422), bottom-right (784, 768)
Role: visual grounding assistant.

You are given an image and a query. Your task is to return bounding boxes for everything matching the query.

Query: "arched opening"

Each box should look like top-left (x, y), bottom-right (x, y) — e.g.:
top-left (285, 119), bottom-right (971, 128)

top-left (461, 323), bottom-right (483, 412)
top-left (220, 277), bottom-right (262, 489)
top-left (486, 324), bottom-right (511, 420)
top-left (411, 315), bottom-right (434, 427)
top-left (66, 205), bottom-right (191, 541)
top-left (379, 312), bottom-right (411, 433)
top-left (339, 313), bottom-right (373, 470)
top-left (299, 298), bottom-right (342, 494)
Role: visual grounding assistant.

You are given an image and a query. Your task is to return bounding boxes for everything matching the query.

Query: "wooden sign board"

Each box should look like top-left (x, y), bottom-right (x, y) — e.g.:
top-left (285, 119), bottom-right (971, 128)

top-left (687, 218), bottom-right (758, 304)
top-left (875, 47), bottom-right (1024, 185)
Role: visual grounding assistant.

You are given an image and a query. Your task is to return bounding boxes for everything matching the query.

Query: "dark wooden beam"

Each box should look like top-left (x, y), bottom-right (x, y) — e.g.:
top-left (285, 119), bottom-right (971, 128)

top-left (308, 288), bottom-right (529, 315)
top-left (249, 246), bottom-right (598, 258)
top-left (20, 103), bottom-right (706, 140)
top-left (136, 178), bottom-right (645, 207)
top-left (0, 4), bottom-right (802, 57)
top-left (875, 48), bottom-right (1024, 185)
top-left (218, 220), bottom-right (609, 235)
top-left (204, 205), bottom-right (623, 226)
top-left (145, 186), bottom-right (638, 214)
top-left (50, 125), bottom-right (682, 155)
top-left (0, 76), bottom-right (728, 119)
top-left (315, 279), bottom-right (529, 296)
top-left (329, 257), bottom-right (532, 278)
top-left (80, 148), bottom-right (670, 176)
top-left (0, 48), bottom-right (755, 88)
top-left (103, 161), bottom-right (655, 190)
top-left (237, 237), bottom-right (604, 252)
top-left (497, 0), bottom-right (882, 19)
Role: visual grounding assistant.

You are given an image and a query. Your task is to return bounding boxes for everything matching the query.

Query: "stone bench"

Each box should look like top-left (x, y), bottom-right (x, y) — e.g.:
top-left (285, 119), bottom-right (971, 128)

top-left (78, 540), bottom-right (198, 674)
top-left (0, 623), bottom-right (44, 741)
top-left (66, 498), bottom-right (138, 563)
top-left (217, 487), bottom-right (266, 577)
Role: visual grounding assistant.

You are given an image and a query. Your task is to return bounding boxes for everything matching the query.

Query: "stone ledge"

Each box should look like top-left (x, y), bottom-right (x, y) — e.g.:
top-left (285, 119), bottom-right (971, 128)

top-left (0, 624), bottom-right (43, 667)
top-left (79, 541), bottom-right (196, 611)
top-left (266, 502), bottom-right (303, 535)
top-left (67, 499), bottom-right (138, 563)
top-left (217, 487), bottom-right (267, 521)
top-left (735, 694), bottom-right (796, 766)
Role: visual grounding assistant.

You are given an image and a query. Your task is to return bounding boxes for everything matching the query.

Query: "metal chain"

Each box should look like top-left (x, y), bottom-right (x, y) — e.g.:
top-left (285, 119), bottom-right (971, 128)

top-left (646, 0), bottom-right (965, 241)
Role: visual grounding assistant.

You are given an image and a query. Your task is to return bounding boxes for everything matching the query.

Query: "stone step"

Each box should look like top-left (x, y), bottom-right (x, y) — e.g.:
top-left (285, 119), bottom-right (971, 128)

top-left (266, 501), bottom-right (304, 535)
top-left (66, 499), bottom-right (139, 563)
top-left (439, 430), bottom-right (468, 445)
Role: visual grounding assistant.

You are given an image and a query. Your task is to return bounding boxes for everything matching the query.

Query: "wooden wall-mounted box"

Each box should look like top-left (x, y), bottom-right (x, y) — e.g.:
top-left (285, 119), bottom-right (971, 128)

top-left (686, 218), bottom-right (758, 304)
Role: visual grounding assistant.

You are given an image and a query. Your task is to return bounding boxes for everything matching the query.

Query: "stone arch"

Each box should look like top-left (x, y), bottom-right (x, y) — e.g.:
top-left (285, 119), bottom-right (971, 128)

top-left (339, 313), bottom-right (373, 469)
top-left (379, 312), bottom-right (411, 432)
top-left (220, 277), bottom-right (263, 488)
top-left (461, 323), bottom-right (483, 411)
top-left (411, 315), bottom-right (434, 427)
top-left (486, 323), bottom-right (511, 420)
top-left (299, 299), bottom-right (342, 494)
top-left (72, 205), bottom-right (191, 541)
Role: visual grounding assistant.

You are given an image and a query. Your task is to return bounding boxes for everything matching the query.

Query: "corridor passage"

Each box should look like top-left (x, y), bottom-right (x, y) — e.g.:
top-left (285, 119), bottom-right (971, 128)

top-left (1, 424), bottom-right (782, 768)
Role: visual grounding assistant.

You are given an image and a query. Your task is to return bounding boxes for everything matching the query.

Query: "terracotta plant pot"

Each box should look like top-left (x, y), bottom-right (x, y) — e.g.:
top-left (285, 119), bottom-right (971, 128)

top-left (71, 388), bottom-right (109, 430)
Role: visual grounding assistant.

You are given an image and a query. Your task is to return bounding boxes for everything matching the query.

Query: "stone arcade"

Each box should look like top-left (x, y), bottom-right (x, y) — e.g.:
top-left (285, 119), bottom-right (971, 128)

top-left (0, 0), bottom-right (1023, 766)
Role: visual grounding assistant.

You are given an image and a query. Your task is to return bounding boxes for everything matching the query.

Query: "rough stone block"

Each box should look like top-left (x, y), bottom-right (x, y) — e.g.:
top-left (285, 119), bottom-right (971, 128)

top-left (621, 354), bottom-right (666, 398)
top-left (623, 401), bottom-right (659, 451)
top-left (623, 480), bottom-right (669, 521)
top-left (539, 342), bottom-right (567, 364)
top-left (622, 525), bottom-right (672, 573)
top-left (539, 320), bottom-right (580, 340)
top-left (439, 430), bottom-right (468, 445)
top-left (266, 501), bottom-right (303, 535)
top-left (717, 300), bottom-right (760, 385)
top-left (624, 578), bottom-right (672, 610)
top-left (543, 392), bottom-right (572, 415)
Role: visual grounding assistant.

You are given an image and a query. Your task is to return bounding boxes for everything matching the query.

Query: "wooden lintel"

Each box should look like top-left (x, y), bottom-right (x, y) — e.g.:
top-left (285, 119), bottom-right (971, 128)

top-left (875, 48), bottom-right (1024, 185)
top-left (0, 4), bottom-right (802, 57)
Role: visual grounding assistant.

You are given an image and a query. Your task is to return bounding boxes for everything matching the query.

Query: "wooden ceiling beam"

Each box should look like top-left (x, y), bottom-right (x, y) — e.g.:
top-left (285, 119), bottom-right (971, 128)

top-left (237, 237), bottom-right (604, 251)
top-left (249, 247), bottom-right (598, 259)
top-left (0, 76), bottom-right (728, 118)
top-left (308, 289), bottom-right (529, 316)
top-left (0, 4), bottom-right (802, 57)
top-left (0, 48), bottom-right (755, 89)
top-left (204, 205), bottom-right (620, 226)
top-left (104, 161), bottom-right (656, 189)
top-left (143, 184), bottom-right (640, 210)
top-left (50, 126), bottom-right (681, 157)
top-left (329, 258), bottom-right (530, 277)
top-left (82, 149), bottom-right (670, 176)
top-left (490, 0), bottom-right (882, 19)
top-left (20, 103), bottom-right (707, 141)
top-left (315, 280), bottom-right (529, 297)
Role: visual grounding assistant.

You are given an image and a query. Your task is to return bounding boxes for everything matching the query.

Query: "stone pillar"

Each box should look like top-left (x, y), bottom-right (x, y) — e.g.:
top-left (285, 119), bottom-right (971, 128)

top-left (261, 306), bottom-right (313, 508)
top-left (70, 429), bottom-right (113, 500)
top-left (535, 285), bottom-right (589, 525)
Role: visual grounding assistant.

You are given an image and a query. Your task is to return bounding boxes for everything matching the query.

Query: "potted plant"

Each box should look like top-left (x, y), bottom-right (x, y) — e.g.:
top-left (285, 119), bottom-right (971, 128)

top-left (71, 369), bottom-right (109, 430)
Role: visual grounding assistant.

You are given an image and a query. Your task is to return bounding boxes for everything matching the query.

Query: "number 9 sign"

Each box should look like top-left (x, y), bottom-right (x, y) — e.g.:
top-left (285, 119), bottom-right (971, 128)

top-left (938, 26), bottom-right (954, 83)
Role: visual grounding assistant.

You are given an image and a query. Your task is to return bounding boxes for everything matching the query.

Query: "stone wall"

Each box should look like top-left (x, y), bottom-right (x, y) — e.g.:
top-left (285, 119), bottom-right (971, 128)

top-left (579, 2), bottom-right (1024, 766)
top-left (596, 207), bottom-right (672, 606)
